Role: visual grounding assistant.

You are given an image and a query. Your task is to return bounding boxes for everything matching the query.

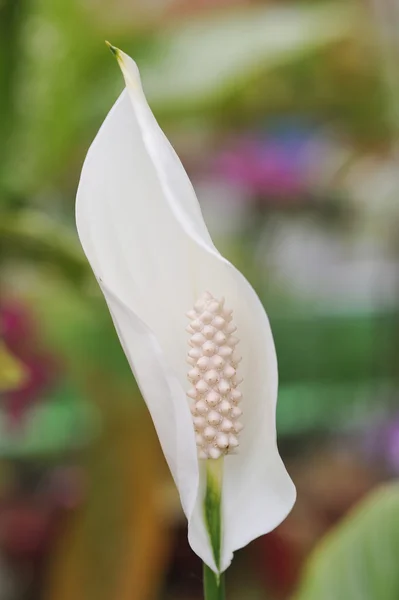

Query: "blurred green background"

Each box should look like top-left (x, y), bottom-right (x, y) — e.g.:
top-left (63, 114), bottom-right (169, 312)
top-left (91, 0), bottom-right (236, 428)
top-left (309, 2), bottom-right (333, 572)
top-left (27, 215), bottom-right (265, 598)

top-left (1, 0), bottom-right (399, 598)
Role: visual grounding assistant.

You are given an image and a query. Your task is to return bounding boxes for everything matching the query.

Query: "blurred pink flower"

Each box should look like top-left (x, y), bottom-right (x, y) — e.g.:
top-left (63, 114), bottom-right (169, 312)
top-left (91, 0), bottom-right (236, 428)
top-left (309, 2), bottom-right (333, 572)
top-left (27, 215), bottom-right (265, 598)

top-left (213, 121), bottom-right (341, 201)
top-left (215, 138), bottom-right (308, 198)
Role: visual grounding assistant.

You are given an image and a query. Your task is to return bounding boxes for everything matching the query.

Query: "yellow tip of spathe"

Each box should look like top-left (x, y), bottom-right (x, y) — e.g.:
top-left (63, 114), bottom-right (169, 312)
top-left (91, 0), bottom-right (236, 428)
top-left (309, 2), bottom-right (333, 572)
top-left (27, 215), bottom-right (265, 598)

top-left (104, 41), bottom-right (139, 91)
top-left (105, 40), bottom-right (119, 58)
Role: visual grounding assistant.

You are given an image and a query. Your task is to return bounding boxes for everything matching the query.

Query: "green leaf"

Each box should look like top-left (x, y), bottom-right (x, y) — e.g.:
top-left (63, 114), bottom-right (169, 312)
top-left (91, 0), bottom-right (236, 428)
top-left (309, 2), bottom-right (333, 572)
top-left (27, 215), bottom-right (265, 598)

top-left (294, 484), bottom-right (399, 600)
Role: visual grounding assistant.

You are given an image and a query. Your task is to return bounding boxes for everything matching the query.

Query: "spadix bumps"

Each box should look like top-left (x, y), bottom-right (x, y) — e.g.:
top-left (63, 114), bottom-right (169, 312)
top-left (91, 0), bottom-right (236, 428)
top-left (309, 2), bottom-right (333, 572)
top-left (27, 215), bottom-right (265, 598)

top-left (186, 293), bottom-right (243, 459)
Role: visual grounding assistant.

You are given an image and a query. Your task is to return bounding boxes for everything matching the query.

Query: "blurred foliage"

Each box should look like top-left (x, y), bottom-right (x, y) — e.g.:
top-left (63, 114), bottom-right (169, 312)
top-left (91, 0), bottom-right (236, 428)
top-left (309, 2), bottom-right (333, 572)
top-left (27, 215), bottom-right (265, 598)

top-left (141, 3), bottom-right (355, 110)
top-left (0, 0), bottom-right (25, 177)
top-left (0, 210), bottom-right (87, 284)
top-left (294, 484), bottom-right (399, 600)
top-left (277, 380), bottom-right (388, 435)
top-left (275, 309), bottom-right (396, 433)
top-left (0, 382), bottom-right (97, 458)
top-left (0, 0), bottom-right (388, 211)
top-left (31, 278), bottom-right (135, 384)
top-left (2, 0), bottom-right (115, 202)
top-left (0, 0), bottom-right (396, 439)
top-left (275, 312), bottom-right (395, 384)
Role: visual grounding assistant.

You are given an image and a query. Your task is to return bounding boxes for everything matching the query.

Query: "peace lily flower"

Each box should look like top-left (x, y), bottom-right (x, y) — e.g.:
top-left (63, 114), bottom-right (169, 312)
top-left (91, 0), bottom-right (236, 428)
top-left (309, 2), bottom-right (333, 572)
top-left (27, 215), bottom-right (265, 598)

top-left (76, 44), bottom-right (296, 583)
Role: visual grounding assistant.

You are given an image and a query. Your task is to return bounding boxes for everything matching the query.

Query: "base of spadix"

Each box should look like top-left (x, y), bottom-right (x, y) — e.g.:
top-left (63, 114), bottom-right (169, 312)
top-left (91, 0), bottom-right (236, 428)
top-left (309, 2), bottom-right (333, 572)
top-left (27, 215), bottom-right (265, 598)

top-left (204, 457), bottom-right (223, 569)
top-left (203, 457), bottom-right (225, 598)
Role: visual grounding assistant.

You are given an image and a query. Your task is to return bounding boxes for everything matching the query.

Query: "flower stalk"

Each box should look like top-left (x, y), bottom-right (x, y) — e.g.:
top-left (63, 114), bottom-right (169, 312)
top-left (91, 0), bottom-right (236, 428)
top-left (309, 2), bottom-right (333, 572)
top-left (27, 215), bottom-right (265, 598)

top-left (203, 563), bottom-right (225, 600)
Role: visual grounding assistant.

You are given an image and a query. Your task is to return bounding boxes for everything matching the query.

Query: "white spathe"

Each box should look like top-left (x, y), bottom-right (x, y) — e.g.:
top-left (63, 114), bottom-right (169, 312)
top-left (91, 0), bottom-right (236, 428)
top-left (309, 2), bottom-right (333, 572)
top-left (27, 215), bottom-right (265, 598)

top-left (76, 47), bottom-right (296, 573)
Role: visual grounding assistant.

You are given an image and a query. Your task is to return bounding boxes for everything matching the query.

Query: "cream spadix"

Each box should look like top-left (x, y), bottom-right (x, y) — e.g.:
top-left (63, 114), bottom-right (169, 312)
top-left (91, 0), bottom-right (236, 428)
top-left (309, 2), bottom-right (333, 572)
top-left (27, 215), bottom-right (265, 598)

top-left (75, 44), bottom-right (296, 574)
top-left (187, 292), bottom-right (243, 460)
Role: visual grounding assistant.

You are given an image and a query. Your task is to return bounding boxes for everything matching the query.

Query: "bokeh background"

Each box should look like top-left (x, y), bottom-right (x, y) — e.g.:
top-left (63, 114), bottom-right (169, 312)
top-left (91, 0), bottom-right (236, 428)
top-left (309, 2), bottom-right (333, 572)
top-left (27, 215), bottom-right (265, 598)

top-left (1, 0), bottom-right (399, 598)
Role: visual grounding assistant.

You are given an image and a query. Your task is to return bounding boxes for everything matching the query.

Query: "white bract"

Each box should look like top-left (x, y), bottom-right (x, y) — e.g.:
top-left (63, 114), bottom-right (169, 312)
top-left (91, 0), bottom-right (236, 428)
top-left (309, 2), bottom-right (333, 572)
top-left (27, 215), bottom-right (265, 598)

top-left (76, 46), bottom-right (296, 574)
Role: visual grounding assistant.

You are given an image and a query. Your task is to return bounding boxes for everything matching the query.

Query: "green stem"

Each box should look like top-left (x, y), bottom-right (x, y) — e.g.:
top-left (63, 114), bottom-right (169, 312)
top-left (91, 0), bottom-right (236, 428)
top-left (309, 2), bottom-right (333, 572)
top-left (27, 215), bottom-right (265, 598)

top-left (203, 563), bottom-right (225, 600)
top-left (203, 458), bottom-right (225, 600)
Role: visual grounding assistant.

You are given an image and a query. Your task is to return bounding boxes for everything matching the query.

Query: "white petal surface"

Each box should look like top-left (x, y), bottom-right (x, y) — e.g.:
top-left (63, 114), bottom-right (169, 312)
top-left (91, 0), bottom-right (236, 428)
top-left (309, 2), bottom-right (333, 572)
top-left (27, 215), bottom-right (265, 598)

top-left (76, 50), bottom-right (296, 572)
